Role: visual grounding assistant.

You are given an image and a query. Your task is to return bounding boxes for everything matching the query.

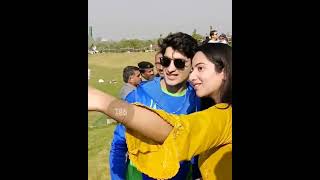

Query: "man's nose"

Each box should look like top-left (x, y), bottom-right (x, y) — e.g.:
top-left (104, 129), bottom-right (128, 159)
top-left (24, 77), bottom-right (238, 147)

top-left (166, 60), bottom-right (176, 72)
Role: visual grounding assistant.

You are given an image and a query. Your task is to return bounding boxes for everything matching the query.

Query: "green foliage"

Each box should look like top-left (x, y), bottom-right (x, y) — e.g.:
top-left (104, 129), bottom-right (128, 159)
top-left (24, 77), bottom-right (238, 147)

top-left (192, 29), bottom-right (204, 43)
top-left (95, 39), bottom-right (159, 52)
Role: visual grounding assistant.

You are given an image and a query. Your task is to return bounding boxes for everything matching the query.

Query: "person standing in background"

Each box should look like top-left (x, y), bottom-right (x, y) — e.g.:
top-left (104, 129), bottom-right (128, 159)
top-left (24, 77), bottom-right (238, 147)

top-left (138, 61), bottom-right (154, 81)
top-left (154, 52), bottom-right (164, 78)
top-left (119, 66), bottom-right (141, 100)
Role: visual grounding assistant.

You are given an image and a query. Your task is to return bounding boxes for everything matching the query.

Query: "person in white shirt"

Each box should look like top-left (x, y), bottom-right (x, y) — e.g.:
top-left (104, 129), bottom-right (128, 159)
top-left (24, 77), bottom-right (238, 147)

top-left (208, 30), bottom-right (220, 43)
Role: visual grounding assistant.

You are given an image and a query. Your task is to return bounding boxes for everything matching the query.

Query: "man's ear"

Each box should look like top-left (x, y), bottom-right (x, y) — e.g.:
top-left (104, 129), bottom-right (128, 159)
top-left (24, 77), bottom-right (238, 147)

top-left (128, 76), bottom-right (133, 83)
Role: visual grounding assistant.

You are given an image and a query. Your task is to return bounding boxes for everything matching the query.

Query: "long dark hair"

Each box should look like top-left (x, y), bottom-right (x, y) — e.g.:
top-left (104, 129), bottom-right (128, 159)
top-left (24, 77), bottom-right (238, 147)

top-left (198, 43), bottom-right (232, 109)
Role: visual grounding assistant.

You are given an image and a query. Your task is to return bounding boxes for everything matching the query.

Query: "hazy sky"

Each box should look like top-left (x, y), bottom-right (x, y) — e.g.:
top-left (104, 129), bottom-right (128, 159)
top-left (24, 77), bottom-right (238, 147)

top-left (88, 0), bottom-right (231, 41)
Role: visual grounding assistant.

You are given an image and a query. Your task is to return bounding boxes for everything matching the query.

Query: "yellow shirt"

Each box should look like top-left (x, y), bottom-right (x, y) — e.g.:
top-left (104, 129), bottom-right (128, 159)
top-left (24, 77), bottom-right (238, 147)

top-left (126, 103), bottom-right (232, 180)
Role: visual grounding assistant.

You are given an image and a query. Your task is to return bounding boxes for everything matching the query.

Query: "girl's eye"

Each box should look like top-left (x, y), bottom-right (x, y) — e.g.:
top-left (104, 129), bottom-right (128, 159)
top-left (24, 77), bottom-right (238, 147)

top-left (198, 66), bottom-right (204, 71)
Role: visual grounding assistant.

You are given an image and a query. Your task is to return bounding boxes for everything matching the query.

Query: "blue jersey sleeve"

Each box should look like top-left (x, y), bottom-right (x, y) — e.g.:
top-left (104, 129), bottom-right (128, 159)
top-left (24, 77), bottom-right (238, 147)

top-left (109, 124), bottom-right (128, 180)
top-left (109, 89), bottom-right (139, 179)
top-left (125, 89), bottom-right (137, 103)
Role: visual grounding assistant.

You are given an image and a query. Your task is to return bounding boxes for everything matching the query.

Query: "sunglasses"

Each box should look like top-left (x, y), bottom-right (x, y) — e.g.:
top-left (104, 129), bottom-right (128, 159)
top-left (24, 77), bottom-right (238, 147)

top-left (160, 56), bottom-right (187, 69)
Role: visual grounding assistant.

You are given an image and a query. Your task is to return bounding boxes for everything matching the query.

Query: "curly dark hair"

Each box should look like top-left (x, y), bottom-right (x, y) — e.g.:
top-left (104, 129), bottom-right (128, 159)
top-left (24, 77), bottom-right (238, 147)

top-left (158, 32), bottom-right (198, 59)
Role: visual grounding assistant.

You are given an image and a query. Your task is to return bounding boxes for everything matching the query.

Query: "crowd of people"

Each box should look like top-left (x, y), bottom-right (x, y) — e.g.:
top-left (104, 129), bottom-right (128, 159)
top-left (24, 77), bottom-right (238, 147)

top-left (89, 30), bottom-right (232, 180)
top-left (201, 30), bottom-right (230, 45)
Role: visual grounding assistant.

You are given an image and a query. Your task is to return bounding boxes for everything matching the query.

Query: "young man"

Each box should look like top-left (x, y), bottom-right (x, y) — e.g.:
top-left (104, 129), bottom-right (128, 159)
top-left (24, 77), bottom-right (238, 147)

top-left (109, 32), bottom-right (201, 180)
top-left (137, 61), bottom-right (154, 81)
top-left (208, 30), bottom-right (219, 43)
top-left (119, 66), bottom-right (141, 100)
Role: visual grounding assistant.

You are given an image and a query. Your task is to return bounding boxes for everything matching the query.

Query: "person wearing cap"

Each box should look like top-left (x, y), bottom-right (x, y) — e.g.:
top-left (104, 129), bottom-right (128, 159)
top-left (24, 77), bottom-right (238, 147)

top-left (109, 32), bottom-right (202, 180)
top-left (138, 61), bottom-right (154, 81)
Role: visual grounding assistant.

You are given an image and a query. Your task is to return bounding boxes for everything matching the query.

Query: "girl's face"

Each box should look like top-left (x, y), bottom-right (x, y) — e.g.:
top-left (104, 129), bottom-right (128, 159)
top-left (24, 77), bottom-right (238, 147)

top-left (189, 51), bottom-right (225, 100)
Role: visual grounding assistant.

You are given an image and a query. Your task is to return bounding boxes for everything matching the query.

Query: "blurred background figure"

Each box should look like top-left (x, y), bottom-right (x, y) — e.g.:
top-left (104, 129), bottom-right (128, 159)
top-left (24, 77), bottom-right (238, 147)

top-left (138, 61), bottom-right (154, 81)
top-left (208, 30), bottom-right (219, 43)
top-left (119, 66), bottom-right (141, 100)
top-left (154, 52), bottom-right (164, 78)
top-left (219, 33), bottom-right (229, 44)
top-left (201, 36), bottom-right (210, 45)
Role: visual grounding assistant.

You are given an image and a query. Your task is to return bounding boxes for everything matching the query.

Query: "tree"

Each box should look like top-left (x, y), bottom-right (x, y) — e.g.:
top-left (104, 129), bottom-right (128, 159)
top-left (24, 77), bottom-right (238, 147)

top-left (192, 29), bottom-right (204, 43)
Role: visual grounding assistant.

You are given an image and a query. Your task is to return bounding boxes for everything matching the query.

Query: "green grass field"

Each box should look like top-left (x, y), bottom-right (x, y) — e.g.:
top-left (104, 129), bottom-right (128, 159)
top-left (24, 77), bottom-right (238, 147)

top-left (88, 52), bottom-right (155, 180)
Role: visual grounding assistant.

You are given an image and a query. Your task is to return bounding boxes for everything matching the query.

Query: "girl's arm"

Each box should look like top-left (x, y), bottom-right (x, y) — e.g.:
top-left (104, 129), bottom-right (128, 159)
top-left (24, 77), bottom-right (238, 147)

top-left (88, 86), bottom-right (172, 143)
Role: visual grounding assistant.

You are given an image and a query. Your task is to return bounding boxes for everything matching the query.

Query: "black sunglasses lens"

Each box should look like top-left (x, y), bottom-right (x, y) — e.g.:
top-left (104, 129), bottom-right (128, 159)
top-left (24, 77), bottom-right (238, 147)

top-left (160, 57), bottom-right (186, 69)
top-left (174, 59), bottom-right (185, 69)
top-left (160, 57), bottom-right (171, 67)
